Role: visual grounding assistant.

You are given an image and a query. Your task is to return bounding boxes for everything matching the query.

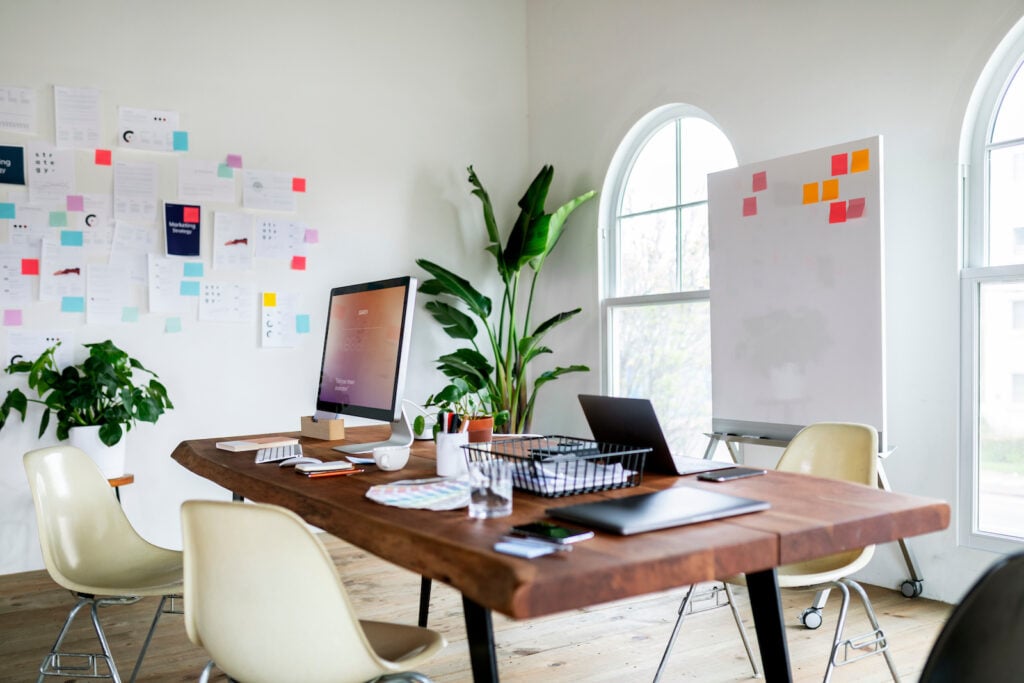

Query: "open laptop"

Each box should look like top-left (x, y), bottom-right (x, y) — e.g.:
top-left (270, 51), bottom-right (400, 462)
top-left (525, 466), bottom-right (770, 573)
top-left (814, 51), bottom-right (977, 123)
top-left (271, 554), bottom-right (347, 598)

top-left (578, 394), bottom-right (734, 476)
top-left (547, 486), bottom-right (770, 535)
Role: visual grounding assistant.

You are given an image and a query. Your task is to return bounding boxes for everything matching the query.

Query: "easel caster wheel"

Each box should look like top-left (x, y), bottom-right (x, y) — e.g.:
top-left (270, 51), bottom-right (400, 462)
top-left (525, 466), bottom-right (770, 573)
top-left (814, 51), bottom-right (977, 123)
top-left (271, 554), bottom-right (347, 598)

top-left (900, 579), bottom-right (923, 598)
top-left (800, 607), bottom-right (823, 630)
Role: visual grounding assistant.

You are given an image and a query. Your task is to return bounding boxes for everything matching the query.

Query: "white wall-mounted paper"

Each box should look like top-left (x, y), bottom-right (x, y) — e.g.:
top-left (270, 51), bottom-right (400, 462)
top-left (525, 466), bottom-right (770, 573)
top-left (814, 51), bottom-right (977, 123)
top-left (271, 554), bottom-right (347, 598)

top-left (114, 161), bottom-right (158, 226)
top-left (213, 211), bottom-right (253, 270)
top-left (54, 85), bottom-right (102, 150)
top-left (0, 86), bottom-right (37, 134)
top-left (243, 170), bottom-right (297, 212)
top-left (117, 106), bottom-right (180, 152)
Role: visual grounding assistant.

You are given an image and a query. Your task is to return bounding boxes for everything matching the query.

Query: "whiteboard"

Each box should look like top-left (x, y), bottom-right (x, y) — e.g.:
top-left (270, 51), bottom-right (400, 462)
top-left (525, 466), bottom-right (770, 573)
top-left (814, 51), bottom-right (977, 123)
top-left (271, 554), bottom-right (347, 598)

top-left (708, 136), bottom-right (885, 443)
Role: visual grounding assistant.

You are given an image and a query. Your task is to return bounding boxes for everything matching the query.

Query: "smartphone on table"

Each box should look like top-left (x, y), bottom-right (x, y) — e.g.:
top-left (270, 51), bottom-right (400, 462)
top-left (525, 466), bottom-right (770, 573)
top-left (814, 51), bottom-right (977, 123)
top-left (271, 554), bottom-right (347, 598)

top-left (510, 521), bottom-right (594, 544)
top-left (697, 466), bottom-right (767, 482)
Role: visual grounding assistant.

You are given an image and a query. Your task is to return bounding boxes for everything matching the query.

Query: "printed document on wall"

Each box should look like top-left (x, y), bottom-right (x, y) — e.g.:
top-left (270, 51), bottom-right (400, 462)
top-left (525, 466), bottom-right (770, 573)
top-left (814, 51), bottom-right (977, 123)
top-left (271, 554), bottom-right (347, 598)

top-left (110, 222), bottom-right (155, 284)
top-left (148, 254), bottom-right (192, 314)
top-left (213, 211), bottom-right (253, 270)
top-left (8, 204), bottom-right (48, 246)
top-left (54, 86), bottom-right (102, 150)
top-left (254, 217), bottom-right (306, 260)
top-left (243, 170), bottom-right (297, 212)
top-left (0, 243), bottom-right (34, 306)
top-left (6, 329), bottom-right (75, 368)
top-left (0, 86), bottom-right (36, 134)
top-left (114, 161), bottom-right (158, 225)
top-left (200, 281), bottom-right (255, 323)
top-left (178, 158), bottom-right (235, 204)
top-left (26, 142), bottom-right (75, 208)
top-left (117, 106), bottom-right (179, 152)
top-left (86, 263), bottom-right (130, 325)
top-left (261, 290), bottom-right (299, 348)
top-left (39, 239), bottom-right (85, 301)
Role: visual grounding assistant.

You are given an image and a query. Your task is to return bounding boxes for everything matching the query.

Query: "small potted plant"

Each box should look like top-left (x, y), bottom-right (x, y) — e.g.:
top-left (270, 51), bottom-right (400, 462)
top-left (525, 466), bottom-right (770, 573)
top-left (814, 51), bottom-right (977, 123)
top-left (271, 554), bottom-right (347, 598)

top-left (413, 377), bottom-right (508, 443)
top-left (0, 340), bottom-right (173, 477)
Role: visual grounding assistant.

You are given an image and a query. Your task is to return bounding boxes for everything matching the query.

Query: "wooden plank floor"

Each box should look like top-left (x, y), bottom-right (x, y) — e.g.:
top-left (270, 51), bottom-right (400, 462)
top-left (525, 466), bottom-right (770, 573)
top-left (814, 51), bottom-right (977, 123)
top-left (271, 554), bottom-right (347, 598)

top-left (0, 534), bottom-right (950, 682)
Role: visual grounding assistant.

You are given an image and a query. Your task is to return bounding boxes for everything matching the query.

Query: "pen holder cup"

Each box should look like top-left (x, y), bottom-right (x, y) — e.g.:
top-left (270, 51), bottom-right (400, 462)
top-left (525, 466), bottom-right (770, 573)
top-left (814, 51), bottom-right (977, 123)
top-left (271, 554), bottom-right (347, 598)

top-left (435, 432), bottom-right (469, 477)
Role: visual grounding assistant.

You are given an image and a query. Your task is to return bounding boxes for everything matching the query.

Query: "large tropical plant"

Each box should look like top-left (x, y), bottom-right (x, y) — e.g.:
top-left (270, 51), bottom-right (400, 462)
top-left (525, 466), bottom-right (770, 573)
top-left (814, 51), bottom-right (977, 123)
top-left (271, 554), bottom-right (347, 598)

top-left (416, 165), bottom-right (595, 434)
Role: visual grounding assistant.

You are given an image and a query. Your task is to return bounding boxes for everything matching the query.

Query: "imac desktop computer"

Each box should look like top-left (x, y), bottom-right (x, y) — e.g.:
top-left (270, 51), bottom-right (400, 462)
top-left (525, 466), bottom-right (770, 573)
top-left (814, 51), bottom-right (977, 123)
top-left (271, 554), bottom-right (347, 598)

top-left (314, 275), bottom-right (417, 454)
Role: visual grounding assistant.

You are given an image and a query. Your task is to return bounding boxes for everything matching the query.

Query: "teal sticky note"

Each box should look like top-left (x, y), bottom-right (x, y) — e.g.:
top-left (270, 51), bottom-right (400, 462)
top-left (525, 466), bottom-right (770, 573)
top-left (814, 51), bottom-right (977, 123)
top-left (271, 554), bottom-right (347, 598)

top-left (60, 230), bottom-right (84, 247)
top-left (0, 203), bottom-right (15, 219)
top-left (183, 261), bottom-right (204, 277)
top-left (165, 317), bottom-right (182, 333)
top-left (50, 211), bottom-right (68, 227)
top-left (172, 131), bottom-right (189, 151)
top-left (121, 306), bottom-right (139, 322)
top-left (217, 163), bottom-right (233, 178)
top-left (180, 280), bottom-right (200, 296)
top-left (295, 313), bottom-right (311, 334)
top-left (61, 296), bottom-right (85, 313)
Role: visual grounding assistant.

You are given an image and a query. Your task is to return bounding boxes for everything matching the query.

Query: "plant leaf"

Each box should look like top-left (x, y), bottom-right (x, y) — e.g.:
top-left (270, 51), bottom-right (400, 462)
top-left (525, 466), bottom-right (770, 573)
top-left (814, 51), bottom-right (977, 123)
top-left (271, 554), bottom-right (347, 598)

top-left (529, 190), bottom-right (595, 271)
top-left (416, 259), bottom-right (492, 319)
top-left (424, 301), bottom-right (478, 340)
top-left (503, 165), bottom-right (553, 273)
top-left (99, 422), bottom-right (123, 447)
top-left (533, 364), bottom-right (590, 391)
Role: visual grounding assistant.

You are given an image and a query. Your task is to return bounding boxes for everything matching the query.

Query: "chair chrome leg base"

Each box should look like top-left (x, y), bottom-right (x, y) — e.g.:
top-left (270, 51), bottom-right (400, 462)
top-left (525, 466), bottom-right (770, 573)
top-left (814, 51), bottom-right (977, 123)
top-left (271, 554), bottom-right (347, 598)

top-left (37, 595), bottom-right (123, 682)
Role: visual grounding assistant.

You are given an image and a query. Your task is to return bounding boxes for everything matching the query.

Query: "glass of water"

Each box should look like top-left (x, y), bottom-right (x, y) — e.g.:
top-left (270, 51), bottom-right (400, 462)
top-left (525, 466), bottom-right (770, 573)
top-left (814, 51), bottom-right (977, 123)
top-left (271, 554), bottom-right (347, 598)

top-left (467, 459), bottom-right (512, 519)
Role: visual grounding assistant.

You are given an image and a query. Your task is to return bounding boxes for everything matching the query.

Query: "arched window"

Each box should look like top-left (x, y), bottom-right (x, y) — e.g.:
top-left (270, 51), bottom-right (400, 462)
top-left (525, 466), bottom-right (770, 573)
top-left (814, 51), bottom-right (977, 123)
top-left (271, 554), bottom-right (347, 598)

top-left (600, 105), bottom-right (736, 458)
top-left (961, 21), bottom-right (1024, 551)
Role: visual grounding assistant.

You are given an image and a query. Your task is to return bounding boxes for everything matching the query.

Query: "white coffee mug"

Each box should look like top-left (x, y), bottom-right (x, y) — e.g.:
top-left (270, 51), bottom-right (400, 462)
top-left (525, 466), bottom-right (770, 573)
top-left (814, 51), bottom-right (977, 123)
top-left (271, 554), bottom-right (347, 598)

top-left (435, 432), bottom-right (469, 477)
top-left (373, 445), bottom-right (410, 471)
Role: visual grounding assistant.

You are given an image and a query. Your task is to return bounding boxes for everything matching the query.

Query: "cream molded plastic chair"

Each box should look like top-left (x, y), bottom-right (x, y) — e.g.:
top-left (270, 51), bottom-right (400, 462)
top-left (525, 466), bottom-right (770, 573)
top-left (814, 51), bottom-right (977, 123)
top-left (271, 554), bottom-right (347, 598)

top-left (180, 499), bottom-right (447, 683)
top-left (23, 445), bottom-right (183, 683)
top-left (654, 423), bottom-right (900, 683)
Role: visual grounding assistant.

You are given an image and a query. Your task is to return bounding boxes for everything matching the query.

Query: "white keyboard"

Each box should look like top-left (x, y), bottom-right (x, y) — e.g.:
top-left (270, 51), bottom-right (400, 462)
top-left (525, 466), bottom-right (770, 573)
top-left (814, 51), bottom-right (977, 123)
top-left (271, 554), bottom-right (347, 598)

top-left (255, 443), bottom-right (303, 464)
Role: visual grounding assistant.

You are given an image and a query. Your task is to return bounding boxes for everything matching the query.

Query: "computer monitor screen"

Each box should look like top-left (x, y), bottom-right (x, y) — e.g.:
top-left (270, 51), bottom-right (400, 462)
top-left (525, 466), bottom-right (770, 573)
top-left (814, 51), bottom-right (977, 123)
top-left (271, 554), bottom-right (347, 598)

top-left (315, 275), bottom-right (416, 454)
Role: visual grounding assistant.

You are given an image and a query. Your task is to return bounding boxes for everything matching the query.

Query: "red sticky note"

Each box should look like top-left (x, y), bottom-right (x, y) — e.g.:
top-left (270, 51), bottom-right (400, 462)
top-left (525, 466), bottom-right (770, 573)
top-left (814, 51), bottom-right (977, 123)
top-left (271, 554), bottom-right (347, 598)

top-left (831, 153), bottom-right (848, 176)
top-left (291, 255), bottom-right (307, 271)
top-left (742, 196), bottom-right (757, 217)
top-left (292, 177), bottom-right (306, 193)
top-left (95, 149), bottom-right (112, 166)
top-left (21, 258), bottom-right (40, 275)
top-left (829, 201), bottom-right (847, 224)
top-left (752, 171), bottom-right (767, 192)
top-left (847, 197), bottom-right (866, 219)
top-left (183, 206), bottom-right (200, 223)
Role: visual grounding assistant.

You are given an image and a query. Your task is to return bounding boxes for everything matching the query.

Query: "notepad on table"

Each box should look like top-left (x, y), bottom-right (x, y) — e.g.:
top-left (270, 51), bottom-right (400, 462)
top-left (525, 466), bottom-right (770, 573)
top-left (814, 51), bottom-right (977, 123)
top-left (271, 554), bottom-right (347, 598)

top-left (215, 436), bottom-right (300, 452)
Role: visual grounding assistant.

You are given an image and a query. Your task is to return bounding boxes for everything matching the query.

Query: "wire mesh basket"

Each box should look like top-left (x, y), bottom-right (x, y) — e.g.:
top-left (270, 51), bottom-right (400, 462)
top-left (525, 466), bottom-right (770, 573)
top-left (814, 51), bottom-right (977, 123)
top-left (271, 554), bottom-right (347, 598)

top-left (461, 435), bottom-right (649, 498)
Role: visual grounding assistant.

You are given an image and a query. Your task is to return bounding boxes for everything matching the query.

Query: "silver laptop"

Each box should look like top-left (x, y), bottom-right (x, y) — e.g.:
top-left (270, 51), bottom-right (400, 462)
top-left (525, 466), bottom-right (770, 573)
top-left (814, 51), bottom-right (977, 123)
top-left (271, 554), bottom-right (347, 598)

top-left (547, 486), bottom-right (770, 536)
top-left (578, 394), bottom-right (733, 476)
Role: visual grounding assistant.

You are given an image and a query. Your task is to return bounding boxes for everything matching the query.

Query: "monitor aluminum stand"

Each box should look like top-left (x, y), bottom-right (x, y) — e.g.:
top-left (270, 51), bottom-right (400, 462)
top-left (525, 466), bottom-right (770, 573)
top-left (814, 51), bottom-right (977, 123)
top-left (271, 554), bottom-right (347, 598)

top-left (332, 407), bottom-right (414, 455)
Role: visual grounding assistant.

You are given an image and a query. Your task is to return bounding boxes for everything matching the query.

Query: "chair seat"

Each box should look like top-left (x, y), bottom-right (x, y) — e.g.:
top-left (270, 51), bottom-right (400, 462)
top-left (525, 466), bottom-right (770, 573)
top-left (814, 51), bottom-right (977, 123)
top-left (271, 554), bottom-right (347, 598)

top-left (360, 619), bottom-right (447, 665)
top-left (727, 547), bottom-right (874, 590)
top-left (68, 546), bottom-right (183, 596)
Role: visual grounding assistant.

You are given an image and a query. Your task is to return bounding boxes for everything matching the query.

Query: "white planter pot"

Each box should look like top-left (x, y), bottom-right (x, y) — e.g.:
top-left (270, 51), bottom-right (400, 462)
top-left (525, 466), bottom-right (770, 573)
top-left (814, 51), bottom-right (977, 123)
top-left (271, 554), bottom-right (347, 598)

top-left (69, 425), bottom-right (127, 479)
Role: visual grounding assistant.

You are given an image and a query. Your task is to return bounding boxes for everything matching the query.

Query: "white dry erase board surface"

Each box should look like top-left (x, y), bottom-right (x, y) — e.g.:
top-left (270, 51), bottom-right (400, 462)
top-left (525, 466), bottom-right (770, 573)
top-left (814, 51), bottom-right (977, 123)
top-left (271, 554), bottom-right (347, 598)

top-left (707, 136), bottom-right (884, 443)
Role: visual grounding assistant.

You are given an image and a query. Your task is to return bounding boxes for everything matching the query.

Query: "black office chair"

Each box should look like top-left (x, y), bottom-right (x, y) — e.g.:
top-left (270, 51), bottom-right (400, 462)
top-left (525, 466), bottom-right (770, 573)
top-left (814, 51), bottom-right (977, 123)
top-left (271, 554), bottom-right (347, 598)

top-left (918, 551), bottom-right (1024, 683)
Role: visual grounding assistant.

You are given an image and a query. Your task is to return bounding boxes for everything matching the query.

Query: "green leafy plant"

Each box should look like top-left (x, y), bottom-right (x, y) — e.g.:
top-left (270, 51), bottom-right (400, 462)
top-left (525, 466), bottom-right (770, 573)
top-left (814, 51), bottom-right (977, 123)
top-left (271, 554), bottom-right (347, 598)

top-left (0, 340), bottom-right (173, 447)
top-left (416, 165), bottom-right (595, 434)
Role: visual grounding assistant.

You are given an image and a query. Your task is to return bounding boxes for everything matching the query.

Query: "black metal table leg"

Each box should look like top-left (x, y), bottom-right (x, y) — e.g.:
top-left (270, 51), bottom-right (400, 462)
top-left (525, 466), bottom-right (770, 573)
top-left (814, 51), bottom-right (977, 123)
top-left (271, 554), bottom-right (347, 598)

top-left (418, 576), bottom-right (432, 627)
top-left (746, 567), bottom-right (793, 682)
top-left (462, 595), bottom-right (499, 682)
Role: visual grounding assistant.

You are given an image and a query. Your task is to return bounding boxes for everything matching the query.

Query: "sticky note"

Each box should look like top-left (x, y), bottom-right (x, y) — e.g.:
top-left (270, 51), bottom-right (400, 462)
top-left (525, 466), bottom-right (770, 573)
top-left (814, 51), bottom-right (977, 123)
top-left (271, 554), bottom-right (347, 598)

top-left (165, 317), bottom-right (183, 333)
top-left (61, 296), bottom-right (85, 313)
top-left (180, 280), bottom-right (201, 296)
top-left (304, 228), bottom-right (319, 244)
top-left (173, 131), bottom-right (189, 151)
top-left (3, 309), bottom-right (23, 326)
top-left (851, 148), bottom-right (870, 173)
top-left (66, 195), bottom-right (84, 212)
top-left (60, 230), bottom-right (83, 246)
top-left (291, 255), bottom-right (307, 271)
top-left (295, 314), bottom-right (311, 334)
top-left (183, 205), bottom-right (200, 223)
top-left (821, 178), bottom-right (839, 201)
top-left (263, 292), bottom-right (277, 307)
top-left (829, 201), bottom-right (847, 224)
top-left (183, 261), bottom-right (204, 277)
top-left (292, 177), bottom-right (306, 193)
top-left (217, 163), bottom-right (233, 178)
top-left (226, 154), bottom-right (243, 169)
top-left (847, 197), bottom-right (866, 219)
top-left (50, 211), bottom-right (68, 227)
top-left (831, 153), bottom-right (848, 176)
top-left (742, 196), bottom-right (757, 217)
top-left (95, 149), bottom-right (112, 165)
top-left (752, 171), bottom-right (767, 192)
top-left (802, 182), bottom-right (819, 204)
top-left (21, 258), bottom-right (39, 275)
top-left (122, 306), bottom-right (139, 323)
top-left (0, 202), bottom-right (15, 219)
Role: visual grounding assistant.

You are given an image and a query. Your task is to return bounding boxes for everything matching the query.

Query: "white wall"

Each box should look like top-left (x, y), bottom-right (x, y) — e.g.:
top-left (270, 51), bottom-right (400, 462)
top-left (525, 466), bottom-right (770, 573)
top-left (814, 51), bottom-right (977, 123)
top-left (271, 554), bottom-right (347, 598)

top-left (525, 0), bottom-right (1024, 603)
top-left (0, 0), bottom-right (529, 573)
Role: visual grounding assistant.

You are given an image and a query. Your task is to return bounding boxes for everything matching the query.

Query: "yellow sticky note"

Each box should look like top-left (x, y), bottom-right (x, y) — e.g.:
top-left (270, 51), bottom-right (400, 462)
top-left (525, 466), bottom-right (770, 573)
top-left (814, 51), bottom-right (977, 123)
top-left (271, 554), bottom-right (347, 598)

top-left (851, 148), bottom-right (870, 173)
top-left (263, 292), bottom-right (277, 307)
top-left (822, 178), bottom-right (839, 201)
top-left (802, 182), bottom-right (819, 204)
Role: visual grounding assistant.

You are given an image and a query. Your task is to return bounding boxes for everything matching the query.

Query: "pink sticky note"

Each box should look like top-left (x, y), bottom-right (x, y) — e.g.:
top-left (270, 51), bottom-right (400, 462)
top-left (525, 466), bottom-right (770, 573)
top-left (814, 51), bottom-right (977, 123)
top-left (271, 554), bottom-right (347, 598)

top-left (291, 255), bottom-right (307, 271)
top-left (292, 177), bottom-right (307, 193)
top-left (847, 197), bottom-right (866, 219)
top-left (752, 171), bottom-right (767, 192)
top-left (742, 196), bottom-right (757, 217)
top-left (183, 206), bottom-right (200, 223)
top-left (66, 195), bottom-right (85, 212)
top-left (829, 201), bottom-right (847, 224)
top-left (226, 154), bottom-right (243, 169)
top-left (95, 149), bottom-right (112, 166)
top-left (304, 228), bottom-right (319, 244)
top-left (21, 258), bottom-right (39, 275)
top-left (3, 309), bottom-right (22, 326)
top-left (831, 153), bottom-right (848, 176)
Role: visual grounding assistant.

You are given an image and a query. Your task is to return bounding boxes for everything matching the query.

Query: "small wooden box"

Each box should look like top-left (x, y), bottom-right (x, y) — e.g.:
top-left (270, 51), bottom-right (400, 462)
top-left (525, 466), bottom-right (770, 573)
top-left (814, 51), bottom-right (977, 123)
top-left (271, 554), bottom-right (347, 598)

top-left (300, 416), bottom-right (345, 440)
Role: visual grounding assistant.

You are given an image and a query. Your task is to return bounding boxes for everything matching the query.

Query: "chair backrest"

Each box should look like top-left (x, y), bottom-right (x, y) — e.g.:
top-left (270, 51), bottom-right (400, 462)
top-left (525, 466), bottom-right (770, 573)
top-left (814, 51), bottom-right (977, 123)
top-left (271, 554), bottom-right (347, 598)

top-left (775, 422), bottom-right (877, 487)
top-left (180, 500), bottom-right (391, 683)
top-left (919, 552), bottom-right (1024, 683)
top-left (23, 445), bottom-right (158, 594)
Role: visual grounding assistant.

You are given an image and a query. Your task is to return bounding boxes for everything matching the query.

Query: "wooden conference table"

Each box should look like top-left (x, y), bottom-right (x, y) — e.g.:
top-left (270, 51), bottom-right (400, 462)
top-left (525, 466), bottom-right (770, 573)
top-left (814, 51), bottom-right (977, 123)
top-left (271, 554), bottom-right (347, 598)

top-left (171, 426), bottom-right (949, 682)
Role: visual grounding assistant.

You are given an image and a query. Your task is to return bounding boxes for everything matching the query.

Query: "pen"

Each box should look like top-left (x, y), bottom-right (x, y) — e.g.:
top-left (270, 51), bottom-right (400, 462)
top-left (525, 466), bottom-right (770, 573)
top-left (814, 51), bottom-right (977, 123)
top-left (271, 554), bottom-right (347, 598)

top-left (458, 415), bottom-right (469, 433)
top-left (450, 414), bottom-right (462, 433)
top-left (307, 468), bottom-right (364, 478)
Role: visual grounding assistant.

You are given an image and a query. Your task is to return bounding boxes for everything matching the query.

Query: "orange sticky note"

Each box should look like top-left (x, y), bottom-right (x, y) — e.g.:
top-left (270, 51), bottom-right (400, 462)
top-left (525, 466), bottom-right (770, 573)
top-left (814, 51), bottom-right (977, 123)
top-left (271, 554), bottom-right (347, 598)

top-left (21, 258), bottom-right (40, 275)
top-left (263, 292), bottom-right (277, 307)
top-left (292, 177), bottom-right (306, 192)
top-left (183, 206), bottom-right (200, 223)
top-left (847, 197), bottom-right (866, 219)
top-left (803, 182), bottom-right (819, 204)
top-left (291, 255), bottom-right (306, 271)
top-left (831, 153), bottom-right (848, 176)
top-left (851, 149), bottom-right (870, 173)
top-left (742, 196), bottom-right (757, 217)
top-left (822, 178), bottom-right (839, 201)
top-left (829, 201), bottom-right (847, 224)
top-left (95, 149), bottom-right (112, 166)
